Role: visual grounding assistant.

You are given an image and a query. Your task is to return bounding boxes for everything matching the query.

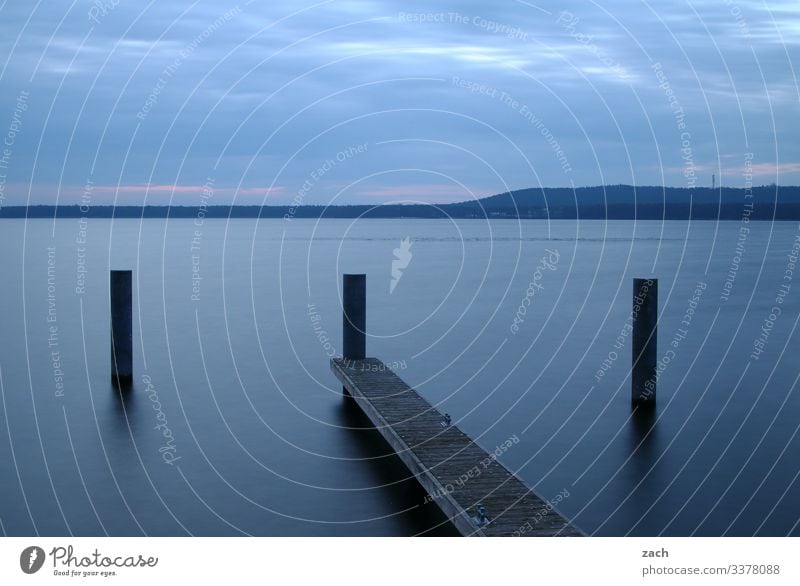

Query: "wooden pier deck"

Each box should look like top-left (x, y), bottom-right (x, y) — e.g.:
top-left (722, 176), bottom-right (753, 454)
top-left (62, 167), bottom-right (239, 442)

top-left (331, 357), bottom-right (582, 537)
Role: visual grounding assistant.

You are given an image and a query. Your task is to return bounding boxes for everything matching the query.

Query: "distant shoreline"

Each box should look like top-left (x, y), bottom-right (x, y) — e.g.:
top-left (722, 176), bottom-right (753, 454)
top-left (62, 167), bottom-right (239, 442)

top-left (1, 211), bottom-right (798, 222)
top-left (2, 184), bottom-right (798, 220)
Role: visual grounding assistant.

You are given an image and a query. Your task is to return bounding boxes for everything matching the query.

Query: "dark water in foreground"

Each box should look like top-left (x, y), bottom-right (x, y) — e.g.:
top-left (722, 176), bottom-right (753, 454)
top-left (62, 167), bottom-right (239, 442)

top-left (1, 218), bottom-right (799, 536)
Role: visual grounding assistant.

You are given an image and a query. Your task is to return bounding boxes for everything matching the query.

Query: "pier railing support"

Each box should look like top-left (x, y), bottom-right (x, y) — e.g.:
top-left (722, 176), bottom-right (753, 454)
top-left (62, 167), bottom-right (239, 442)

top-left (632, 278), bottom-right (657, 408)
top-left (111, 270), bottom-right (133, 385)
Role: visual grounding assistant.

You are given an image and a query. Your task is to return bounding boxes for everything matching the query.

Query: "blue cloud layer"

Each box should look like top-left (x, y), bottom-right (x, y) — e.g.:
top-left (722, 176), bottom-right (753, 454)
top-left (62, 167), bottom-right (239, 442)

top-left (0, 0), bottom-right (797, 205)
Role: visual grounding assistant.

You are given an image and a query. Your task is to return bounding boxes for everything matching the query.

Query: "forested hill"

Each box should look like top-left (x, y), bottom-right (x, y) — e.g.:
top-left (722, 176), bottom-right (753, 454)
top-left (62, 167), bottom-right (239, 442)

top-left (4, 185), bottom-right (798, 220)
top-left (449, 184), bottom-right (794, 219)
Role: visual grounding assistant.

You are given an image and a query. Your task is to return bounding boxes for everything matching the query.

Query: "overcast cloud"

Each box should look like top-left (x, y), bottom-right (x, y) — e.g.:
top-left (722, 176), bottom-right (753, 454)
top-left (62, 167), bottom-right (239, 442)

top-left (0, 0), bottom-right (797, 206)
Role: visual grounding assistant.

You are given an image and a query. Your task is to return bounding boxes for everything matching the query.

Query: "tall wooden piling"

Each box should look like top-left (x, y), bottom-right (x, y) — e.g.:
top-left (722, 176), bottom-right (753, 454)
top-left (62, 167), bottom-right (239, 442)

top-left (632, 278), bottom-right (657, 407)
top-left (111, 270), bottom-right (133, 385)
top-left (342, 274), bottom-right (366, 360)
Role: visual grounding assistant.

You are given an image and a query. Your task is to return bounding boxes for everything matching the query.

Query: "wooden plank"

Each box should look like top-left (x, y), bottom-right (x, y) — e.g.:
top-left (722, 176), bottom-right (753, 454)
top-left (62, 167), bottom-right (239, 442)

top-left (331, 357), bottom-right (583, 537)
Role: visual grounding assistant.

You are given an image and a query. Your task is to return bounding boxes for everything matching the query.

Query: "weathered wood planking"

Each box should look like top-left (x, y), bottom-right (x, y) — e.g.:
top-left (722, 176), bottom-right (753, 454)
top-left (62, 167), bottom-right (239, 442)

top-left (331, 357), bottom-right (582, 537)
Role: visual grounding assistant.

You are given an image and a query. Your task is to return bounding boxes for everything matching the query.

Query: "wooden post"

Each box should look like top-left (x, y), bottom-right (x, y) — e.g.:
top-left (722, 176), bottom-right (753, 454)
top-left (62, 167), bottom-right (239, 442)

top-left (342, 274), bottom-right (366, 360)
top-left (111, 270), bottom-right (133, 385)
top-left (632, 278), bottom-right (657, 407)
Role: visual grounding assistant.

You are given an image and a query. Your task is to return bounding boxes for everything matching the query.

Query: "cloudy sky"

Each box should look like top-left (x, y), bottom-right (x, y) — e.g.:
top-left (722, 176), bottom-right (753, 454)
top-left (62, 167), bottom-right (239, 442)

top-left (0, 0), bottom-right (797, 206)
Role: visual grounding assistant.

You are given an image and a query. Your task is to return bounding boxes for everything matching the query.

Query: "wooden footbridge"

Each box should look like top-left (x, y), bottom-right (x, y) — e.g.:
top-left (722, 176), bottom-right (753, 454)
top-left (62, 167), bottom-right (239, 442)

top-left (332, 274), bottom-right (583, 537)
top-left (106, 268), bottom-right (656, 536)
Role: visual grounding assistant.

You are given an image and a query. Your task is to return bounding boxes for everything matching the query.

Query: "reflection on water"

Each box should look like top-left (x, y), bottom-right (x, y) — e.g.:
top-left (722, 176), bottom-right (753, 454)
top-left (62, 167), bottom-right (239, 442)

top-left (335, 397), bottom-right (458, 536)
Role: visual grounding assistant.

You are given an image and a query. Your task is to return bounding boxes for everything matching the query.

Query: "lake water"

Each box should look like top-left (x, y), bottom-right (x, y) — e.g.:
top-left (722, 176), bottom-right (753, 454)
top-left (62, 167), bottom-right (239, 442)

top-left (1, 217), bottom-right (798, 536)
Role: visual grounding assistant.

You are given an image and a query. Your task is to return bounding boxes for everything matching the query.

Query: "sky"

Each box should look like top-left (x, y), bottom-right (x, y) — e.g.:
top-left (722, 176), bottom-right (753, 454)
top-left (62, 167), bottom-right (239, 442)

top-left (0, 0), bottom-right (797, 206)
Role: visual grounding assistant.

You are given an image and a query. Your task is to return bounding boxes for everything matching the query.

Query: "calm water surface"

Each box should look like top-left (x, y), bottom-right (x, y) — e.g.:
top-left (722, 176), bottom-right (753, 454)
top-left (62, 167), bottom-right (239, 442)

top-left (1, 218), bottom-right (798, 536)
